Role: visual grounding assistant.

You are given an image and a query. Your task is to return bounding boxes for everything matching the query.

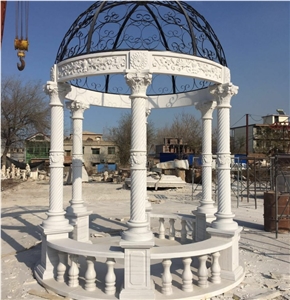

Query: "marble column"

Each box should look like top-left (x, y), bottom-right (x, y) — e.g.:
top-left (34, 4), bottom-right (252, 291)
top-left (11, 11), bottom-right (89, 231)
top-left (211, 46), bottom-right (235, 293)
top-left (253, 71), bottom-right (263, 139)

top-left (196, 100), bottom-right (217, 216)
top-left (42, 81), bottom-right (72, 233)
top-left (35, 81), bottom-right (73, 281)
top-left (119, 71), bottom-right (154, 300)
top-left (210, 83), bottom-right (239, 231)
top-left (145, 108), bottom-right (153, 230)
top-left (193, 101), bottom-right (217, 241)
top-left (121, 72), bottom-right (154, 243)
top-left (66, 101), bottom-right (92, 242)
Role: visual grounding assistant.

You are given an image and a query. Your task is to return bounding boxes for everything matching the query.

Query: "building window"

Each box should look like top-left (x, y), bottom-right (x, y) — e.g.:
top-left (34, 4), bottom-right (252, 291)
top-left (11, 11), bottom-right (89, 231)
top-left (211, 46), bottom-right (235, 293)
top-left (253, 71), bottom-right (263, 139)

top-left (92, 148), bottom-right (100, 155)
top-left (65, 150), bottom-right (71, 156)
top-left (108, 147), bottom-right (115, 155)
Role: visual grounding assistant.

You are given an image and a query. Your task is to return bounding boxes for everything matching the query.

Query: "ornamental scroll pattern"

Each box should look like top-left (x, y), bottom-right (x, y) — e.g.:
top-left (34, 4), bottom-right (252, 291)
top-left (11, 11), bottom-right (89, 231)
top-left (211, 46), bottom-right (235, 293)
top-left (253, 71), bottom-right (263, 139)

top-left (152, 56), bottom-right (222, 82)
top-left (57, 56), bottom-right (126, 80)
top-left (49, 152), bottom-right (64, 167)
top-left (130, 152), bottom-right (147, 170)
top-left (217, 155), bottom-right (231, 168)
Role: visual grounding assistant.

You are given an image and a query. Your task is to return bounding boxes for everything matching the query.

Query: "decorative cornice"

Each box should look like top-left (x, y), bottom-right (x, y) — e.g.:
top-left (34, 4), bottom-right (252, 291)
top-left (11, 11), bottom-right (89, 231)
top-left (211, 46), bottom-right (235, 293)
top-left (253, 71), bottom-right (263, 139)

top-left (56, 51), bottom-right (227, 85)
top-left (58, 55), bottom-right (126, 81)
top-left (152, 55), bottom-right (222, 82)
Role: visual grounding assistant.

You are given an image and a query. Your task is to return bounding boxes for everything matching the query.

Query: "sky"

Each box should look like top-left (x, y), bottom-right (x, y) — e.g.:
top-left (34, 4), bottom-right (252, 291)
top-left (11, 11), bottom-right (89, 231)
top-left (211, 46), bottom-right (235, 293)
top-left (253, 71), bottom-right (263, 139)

top-left (1, 1), bottom-right (290, 135)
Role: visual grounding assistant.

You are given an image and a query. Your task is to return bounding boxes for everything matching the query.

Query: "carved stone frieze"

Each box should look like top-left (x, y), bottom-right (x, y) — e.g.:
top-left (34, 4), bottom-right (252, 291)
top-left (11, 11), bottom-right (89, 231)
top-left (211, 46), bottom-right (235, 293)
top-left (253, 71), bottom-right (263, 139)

top-left (50, 65), bottom-right (57, 82)
top-left (125, 72), bottom-right (152, 97)
top-left (58, 56), bottom-right (126, 79)
top-left (152, 56), bottom-right (222, 82)
top-left (130, 52), bottom-right (149, 71)
top-left (130, 152), bottom-right (147, 169)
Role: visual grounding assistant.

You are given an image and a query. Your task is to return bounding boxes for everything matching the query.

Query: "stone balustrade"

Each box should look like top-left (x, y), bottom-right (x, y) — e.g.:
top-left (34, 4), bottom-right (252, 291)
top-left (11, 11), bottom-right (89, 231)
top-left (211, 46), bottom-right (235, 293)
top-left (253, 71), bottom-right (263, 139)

top-left (35, 213), bottom-right (243, 300)
top-left (150, 213), bottom-right (197, 242)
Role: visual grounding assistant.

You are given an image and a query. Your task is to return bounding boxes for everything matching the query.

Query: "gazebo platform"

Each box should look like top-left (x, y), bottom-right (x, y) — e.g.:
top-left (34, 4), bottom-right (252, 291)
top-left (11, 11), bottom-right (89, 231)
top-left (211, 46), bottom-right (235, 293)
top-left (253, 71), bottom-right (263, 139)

top-left (35, 214), bottom-right (244, 300)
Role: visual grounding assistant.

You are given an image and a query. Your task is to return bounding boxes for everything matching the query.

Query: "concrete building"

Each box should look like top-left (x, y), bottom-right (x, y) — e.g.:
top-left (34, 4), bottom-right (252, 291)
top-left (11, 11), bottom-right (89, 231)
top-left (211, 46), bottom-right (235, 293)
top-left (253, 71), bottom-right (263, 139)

top-left (155, 137), bottom-right (194, 160)
top-left (64, 131), bottom-right (118, 173)
top-left (231, 112), bottom-right (290, 154)
top-left (25, 132), bottom-right (50, 164)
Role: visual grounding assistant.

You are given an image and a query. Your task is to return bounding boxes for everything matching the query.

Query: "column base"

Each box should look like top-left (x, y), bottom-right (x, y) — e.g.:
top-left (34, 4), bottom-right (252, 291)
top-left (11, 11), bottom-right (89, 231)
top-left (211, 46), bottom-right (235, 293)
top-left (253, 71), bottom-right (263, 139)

top-left (211, 212), bottom-right (238, 231)
top-left (196, 205), bottom-right (217, 217)
top-left (66, 210), bottom-right (92, 242)
top-left (119, 280), bottom-right (155, 300)
top-left (41, 213), bottom-right (73, 235)
top-left (121, 220), bottom-right (154, 242)
top-left (207, 227), bottom-right (244, 281)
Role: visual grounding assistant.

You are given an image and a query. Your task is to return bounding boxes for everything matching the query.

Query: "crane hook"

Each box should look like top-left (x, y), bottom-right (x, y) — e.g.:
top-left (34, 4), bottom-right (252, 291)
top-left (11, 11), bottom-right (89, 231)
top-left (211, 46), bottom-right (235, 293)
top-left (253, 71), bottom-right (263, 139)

top-left (17, 56), bottom-right (25, 71)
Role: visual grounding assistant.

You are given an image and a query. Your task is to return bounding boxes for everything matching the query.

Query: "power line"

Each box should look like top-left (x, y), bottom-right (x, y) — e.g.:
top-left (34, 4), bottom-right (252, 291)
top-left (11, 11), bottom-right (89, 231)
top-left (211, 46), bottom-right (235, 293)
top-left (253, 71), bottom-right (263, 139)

top-left (231, 114), bottom-right (245, 127)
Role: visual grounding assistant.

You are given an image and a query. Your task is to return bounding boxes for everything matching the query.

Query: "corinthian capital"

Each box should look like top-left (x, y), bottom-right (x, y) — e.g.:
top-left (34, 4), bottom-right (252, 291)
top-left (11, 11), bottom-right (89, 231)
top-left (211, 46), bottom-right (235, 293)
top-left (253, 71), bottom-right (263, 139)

top-left (125, 72), bottom-right (152, 98)
top-left (44, 81), bottom-right (71, 105)
top-left (196, 101), bottom-right (216, 119)
top-left (209, 83), bottom-right (238, 108)
top-left (67, 101), bottom-right (89, 119)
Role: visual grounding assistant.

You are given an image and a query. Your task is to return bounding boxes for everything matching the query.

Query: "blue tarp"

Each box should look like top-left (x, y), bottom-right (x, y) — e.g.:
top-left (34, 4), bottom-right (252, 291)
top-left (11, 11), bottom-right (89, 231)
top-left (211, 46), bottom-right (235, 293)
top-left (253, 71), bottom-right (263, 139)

top-left (97, 163), bottom-right (117, 173)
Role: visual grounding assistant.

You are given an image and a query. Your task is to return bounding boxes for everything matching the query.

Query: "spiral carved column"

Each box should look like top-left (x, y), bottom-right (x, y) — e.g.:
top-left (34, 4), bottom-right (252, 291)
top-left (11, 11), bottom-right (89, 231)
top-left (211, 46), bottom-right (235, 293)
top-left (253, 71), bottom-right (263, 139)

top-left (42, 81), bottom-right (72, 232)
top-left (35, 81), bottom-right (73, 281)
top-left (121, 71), bottom-right (154, 243)
top-left (145, 108), bottom-right (153, 230)
top-left (210, 83), bottom-right (238, 231)
top-left (119, 70), bottom-right (154, 300)
top-left (196, 101), bottom-right (216, 216)
top-left (66, 101), bottom-right (92, 242)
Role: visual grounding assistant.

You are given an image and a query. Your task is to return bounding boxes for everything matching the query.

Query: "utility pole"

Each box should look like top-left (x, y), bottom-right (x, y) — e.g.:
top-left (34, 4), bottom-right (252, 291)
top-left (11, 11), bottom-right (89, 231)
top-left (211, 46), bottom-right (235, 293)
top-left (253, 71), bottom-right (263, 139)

top-left (246, 113), bottom-right (249, 156)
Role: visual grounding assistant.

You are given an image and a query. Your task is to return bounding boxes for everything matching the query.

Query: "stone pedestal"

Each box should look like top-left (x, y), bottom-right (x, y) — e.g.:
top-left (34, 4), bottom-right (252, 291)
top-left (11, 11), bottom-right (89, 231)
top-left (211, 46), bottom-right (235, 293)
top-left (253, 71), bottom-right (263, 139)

top-left (120, 240), bottom-right (155, 300)
top-left (192, 210), bottom-right (216, 242)
top-left (207, 227), bottom-right (244, 281)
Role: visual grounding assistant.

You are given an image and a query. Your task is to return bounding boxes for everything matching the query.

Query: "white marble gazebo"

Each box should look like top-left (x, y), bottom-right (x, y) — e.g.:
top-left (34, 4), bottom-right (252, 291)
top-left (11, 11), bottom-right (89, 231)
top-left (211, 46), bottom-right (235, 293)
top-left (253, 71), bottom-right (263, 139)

top-left (35, 1), bottom-right (244, 299)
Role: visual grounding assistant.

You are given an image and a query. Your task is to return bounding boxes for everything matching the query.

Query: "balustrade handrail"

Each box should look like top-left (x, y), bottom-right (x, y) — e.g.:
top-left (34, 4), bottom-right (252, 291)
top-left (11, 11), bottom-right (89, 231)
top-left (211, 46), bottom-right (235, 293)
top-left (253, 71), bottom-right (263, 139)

top-left (150, 212), bottom-right (196, 222)
top-left (47, 238), bottom-right (124, 259)
top-left (151, 236), bottom-right (232, 260)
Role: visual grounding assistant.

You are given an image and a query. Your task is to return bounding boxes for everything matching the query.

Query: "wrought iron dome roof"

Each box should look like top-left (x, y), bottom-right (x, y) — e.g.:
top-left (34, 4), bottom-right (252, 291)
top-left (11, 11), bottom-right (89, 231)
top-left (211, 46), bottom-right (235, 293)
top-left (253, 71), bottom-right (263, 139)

top-left (55, 1), bottom-right (227, 96)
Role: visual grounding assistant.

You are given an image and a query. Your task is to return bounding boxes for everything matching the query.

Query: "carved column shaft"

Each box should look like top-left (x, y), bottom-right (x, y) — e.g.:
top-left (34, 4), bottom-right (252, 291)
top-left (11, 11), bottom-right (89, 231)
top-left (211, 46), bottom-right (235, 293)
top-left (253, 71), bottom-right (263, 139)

top-left (196, 101), bottom-right (216, 215)
top-left (43, 81), bottom-right (72, 230)
top-left (121, 71), bottom-right (153, 242)
top-left (69, 102), bottom-right (89, 209)
top-left (210, 83), bottom-right (238, 231)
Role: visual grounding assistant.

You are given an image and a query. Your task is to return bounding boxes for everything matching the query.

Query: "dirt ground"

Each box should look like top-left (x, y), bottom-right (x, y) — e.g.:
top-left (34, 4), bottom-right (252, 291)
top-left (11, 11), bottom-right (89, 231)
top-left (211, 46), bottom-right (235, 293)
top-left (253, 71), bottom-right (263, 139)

top-left (1, 178), bottom-right (290, 300)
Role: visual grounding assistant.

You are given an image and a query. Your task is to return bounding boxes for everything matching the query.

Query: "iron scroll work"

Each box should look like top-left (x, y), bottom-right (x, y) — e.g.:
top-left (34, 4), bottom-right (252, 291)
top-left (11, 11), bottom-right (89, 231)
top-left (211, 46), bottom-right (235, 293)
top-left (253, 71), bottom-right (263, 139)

top-left (55, 1), bottom-right (227, 96)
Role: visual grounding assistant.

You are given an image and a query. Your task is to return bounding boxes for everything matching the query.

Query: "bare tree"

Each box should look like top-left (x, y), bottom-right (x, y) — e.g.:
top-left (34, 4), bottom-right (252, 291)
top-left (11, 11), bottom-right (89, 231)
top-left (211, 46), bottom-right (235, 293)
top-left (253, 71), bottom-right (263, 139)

top-left (156, 112), bottom-right (202, 154)
top-left (1, 77), bottom-right (50, 166)
top-left (105, 112), bottom-right (156, 166)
